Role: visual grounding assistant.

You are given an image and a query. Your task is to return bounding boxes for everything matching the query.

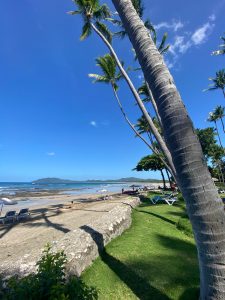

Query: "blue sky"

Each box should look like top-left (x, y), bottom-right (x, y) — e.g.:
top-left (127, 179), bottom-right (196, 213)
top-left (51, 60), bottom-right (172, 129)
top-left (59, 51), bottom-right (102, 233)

top-left (0, 0), bottom-right (224, 182)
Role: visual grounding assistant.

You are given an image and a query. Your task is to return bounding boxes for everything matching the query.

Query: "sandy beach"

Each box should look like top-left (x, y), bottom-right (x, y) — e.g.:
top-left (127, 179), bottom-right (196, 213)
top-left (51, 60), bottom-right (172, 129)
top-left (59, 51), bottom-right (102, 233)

top-left (0, 192), bottom-right (134, 273)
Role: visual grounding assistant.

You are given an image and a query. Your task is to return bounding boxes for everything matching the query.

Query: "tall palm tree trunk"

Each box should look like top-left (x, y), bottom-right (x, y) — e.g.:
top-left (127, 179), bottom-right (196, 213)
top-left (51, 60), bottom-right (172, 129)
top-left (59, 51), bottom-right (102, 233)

top-left (160, 169), bottom-right (166, 190)
top-left (220, 118), bottom-right (225, 133)
top-left (90, 22), bottom-right (176, 178)
top-left (111, 0), bottom-right (225, 298)
top-left (217, 161), bottom-right (225, 185)
top-left (145, 81), bottom-right (163, 129)
top-left (214, 121), bottom-right (223, 148)
top-left (111, 84), bottom-right (173, 171)
top-left (165, 168), bottom-right (172, 189)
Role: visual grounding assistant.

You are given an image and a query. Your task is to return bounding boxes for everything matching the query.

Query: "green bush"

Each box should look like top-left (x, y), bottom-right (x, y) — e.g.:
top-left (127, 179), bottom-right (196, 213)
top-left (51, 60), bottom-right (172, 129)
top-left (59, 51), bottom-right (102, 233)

top-left (1, 244), bottom-right (98, 300)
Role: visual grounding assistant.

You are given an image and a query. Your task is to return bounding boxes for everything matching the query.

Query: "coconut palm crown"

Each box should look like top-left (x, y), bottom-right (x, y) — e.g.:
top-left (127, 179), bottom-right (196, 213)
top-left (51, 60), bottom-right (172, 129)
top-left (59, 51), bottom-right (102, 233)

top-left (68, 0), bottom-right (112, 42)
top-left (204, 69), bottom-right (225, 97)
top-left (88, 54), bottom-right (122, 90)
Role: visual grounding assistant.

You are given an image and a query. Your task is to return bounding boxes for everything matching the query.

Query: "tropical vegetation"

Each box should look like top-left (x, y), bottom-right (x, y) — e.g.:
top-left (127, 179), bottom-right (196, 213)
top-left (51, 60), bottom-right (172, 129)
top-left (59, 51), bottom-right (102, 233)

top-left (69, 0), bottom-right (225, 297)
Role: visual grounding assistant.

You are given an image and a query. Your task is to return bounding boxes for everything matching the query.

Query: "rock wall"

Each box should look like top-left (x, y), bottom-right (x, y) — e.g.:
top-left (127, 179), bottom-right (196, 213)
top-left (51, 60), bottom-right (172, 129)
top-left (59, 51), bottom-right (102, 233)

top-left (1, 197), bottom-right (140, 279)
top-left (53, 197), bottom-right (140, 277)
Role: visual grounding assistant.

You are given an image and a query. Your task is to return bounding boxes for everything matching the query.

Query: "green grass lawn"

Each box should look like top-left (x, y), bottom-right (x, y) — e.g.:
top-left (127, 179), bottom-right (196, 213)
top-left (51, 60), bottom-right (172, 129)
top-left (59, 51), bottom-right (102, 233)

top-left (81, 195), bottom-right (199, 300)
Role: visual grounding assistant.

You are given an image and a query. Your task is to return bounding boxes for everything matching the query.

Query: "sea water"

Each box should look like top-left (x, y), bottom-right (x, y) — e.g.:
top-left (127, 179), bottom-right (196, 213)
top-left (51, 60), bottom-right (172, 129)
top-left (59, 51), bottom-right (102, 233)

top-left (0, 182), bottom-right (131, 196)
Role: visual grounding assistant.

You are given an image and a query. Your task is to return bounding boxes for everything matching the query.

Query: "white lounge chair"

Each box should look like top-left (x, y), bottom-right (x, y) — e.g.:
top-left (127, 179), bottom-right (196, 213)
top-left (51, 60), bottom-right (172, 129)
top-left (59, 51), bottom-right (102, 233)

top-left (150, 194), bottom-right (178, 206)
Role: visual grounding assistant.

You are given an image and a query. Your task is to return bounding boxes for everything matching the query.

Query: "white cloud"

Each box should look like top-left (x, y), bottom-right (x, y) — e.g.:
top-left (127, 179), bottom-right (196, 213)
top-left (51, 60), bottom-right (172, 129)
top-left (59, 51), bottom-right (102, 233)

top-left (47, 152), bottom-right (55, 156)
top-left (191, 22), bottom-right (215, 45)
top-left (165, 14), bottom-right (216, 69)
top-left (209, 14), bottom-right (216, 21)
top-left (90, 121), bottom-right (97, 127)
top-left (155, 20), bottom-right (184, 32)
top-left (169, 36), bottom-right (192, 55)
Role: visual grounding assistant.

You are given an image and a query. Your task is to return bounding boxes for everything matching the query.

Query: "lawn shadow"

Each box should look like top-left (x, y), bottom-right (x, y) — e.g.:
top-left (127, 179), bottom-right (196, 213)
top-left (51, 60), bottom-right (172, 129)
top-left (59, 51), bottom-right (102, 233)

top-left (136, 209), bottom-right (176, 225)
top-left (81, 225), bottom-right (171, 300)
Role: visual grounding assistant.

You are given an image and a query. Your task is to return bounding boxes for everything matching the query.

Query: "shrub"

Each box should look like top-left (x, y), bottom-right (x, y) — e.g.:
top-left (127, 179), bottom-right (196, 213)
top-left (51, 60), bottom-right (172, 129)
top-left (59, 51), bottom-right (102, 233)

top-left (1, 244), bottom-right (98, 300)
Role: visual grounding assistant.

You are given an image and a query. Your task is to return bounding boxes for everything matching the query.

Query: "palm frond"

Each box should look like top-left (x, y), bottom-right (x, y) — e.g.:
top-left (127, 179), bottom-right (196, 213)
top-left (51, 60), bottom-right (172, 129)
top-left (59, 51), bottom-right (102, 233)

top-left (160, 44), bottom-right (170, 55)
top-left (96, 54), bottom-right (116, 79)
top-left (105, 18), bottom-right (122, 26)
top-left (95, 21), bottom-right (112, 44)
top-left (158, 32), bottom-right (168, 52)
top-left (67, 10), bottom-right (80, 15)
top-left (88, 73), bottom-right (109, 83)
top-left (94, 4), bottom-right (111, 20)
top-left (80, 22), bottom-right (92, 40)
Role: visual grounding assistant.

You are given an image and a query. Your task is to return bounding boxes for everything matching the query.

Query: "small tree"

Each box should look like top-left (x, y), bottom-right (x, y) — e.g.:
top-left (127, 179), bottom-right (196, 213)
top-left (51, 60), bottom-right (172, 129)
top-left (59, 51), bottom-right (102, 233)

top-left (134, 154), bottom-right (168, 189)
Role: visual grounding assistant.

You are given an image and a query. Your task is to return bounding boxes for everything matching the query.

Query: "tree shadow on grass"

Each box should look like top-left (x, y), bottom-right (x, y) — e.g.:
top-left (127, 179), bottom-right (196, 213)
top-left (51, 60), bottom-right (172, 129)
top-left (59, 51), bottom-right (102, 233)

top-left (81, 225), bottom-right (171, 300)
top-left (136, 209), bottom-right (176, 225)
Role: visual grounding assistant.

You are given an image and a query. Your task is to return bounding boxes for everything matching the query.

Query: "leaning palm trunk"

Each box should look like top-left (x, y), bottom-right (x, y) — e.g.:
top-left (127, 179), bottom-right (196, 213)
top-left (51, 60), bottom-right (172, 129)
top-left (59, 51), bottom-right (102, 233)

top-left (165, 168), bottom-right (172, 189)
top-left (90, 22), bottom-right (176, 178)
top-left (112, 0), bottom-right (225, 298)
top-left (111, 85), bottom-right (174, 175)
top-left (160, 169), bottom-right (166, 190)
top-left (221, 118), bottom-right (225, 133)
top-left (214, 121), bottom-right (223, 148)
top-left (112, 86), bottom-right (168, 163)
top-left (145, 81), bottom-right (163, 129)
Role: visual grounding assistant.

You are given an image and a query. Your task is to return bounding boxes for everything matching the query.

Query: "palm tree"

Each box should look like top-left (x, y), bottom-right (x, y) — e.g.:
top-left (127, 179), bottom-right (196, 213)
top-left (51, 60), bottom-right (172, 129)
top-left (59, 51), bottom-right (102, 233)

top-left (212, 34), bottom-right (225, 56)
top-left (88, 54), bottom-right (174, 173)
top-left (204, 69), bottom-right (225, 98)
top-left (134, 154), bottom-right (167, 189)
top-left (214, 105), bottom-right (225, 133)
top-left (207, 111), bottom-right (224, 148)
top-left (88, 55), bottom-right (154, 153)
top-left (69, 0), bottom-right (176, 177)
top-left (111, 0), bottom-right (225, 297)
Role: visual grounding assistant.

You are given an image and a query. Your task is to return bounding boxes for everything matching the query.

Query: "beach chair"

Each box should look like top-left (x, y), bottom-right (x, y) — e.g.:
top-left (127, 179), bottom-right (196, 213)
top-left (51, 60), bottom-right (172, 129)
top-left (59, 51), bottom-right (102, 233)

top-left (150, 194), bottom-right (178, 206)
top-left (17, 208), bottom-right (30, 221)
top-left (0, 210), bottom-right (17, 224)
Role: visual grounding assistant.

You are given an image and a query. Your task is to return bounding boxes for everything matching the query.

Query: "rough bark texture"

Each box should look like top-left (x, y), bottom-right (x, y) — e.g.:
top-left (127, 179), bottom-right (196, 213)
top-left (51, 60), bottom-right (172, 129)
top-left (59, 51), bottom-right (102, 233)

top-left (111, 0), bottom-right (225, 298)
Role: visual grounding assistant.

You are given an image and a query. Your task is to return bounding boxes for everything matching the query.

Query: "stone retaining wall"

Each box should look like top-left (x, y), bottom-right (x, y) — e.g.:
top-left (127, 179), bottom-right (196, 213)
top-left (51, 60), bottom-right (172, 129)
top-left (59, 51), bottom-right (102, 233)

top-left (1, 197), bottom-right (140, 278)
top-left (53, 197), bottom-right (140, 276)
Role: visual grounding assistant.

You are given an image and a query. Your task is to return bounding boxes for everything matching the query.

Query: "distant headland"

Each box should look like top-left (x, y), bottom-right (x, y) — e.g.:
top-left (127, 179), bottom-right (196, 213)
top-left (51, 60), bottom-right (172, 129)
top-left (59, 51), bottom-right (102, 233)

top-left (32, 177), bottom-right (163, 184)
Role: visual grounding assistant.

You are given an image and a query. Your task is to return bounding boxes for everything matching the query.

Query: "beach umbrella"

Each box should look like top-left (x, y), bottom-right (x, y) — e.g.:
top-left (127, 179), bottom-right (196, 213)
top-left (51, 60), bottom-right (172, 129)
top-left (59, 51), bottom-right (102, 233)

top-left (0, 198), bottom-right (17, 215)
top-left (130, 184), bottom-right (141, 190)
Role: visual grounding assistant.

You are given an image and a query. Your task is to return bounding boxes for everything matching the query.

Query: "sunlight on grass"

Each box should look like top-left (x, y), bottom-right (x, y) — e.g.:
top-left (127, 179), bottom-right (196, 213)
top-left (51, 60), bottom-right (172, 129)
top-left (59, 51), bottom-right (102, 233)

top-left (82, 194), bottom-right (199, 300)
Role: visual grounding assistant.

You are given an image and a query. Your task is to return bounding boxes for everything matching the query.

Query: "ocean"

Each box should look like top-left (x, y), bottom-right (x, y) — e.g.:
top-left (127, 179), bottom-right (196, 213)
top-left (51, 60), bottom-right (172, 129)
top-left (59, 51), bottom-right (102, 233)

top-left (0, 182), bottom-right (132, 196)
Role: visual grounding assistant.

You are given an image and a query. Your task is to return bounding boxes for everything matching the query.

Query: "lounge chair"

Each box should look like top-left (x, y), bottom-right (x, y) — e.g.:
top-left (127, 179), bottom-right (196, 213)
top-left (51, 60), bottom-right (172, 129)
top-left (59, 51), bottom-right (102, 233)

top-left (0, 210), bottom-right (17, 224)
top-left (17, 208), bottom-right (30, 221)
top-left (151, 193), bottom-right (178, 206)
